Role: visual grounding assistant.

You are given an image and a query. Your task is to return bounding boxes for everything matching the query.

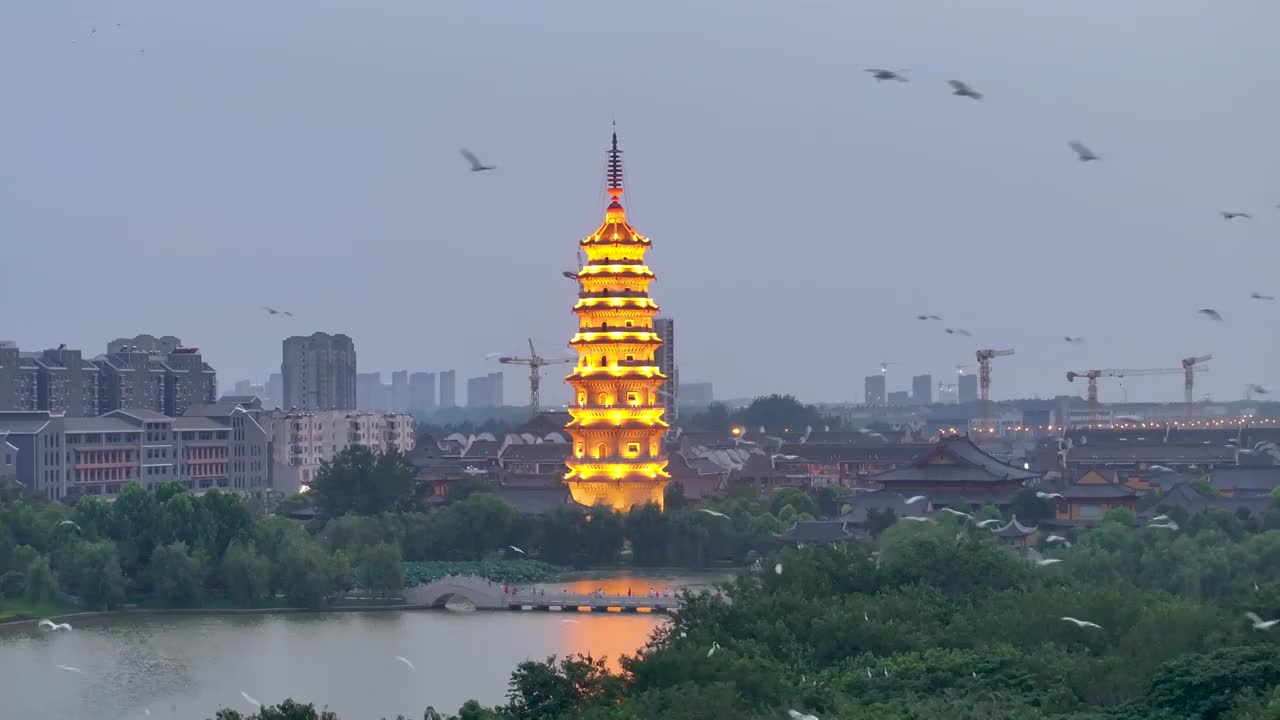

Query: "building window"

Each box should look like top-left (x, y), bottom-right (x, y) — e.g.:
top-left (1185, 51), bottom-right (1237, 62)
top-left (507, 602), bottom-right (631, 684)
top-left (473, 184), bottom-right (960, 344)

top-left (597, 392), bottom-right (609, 406)
top-left (594, 442), bottom-right (608, 459)
top-left (575, 442), bottom-right (584, 457)
top-left (626, 392), bottom-right (639, 405)
top-left (626, 442), bottom-right (640, 457)
top-left (625, 320), bottom-right (633, 327)
top-left (577, 392), bottom-right (586, 405)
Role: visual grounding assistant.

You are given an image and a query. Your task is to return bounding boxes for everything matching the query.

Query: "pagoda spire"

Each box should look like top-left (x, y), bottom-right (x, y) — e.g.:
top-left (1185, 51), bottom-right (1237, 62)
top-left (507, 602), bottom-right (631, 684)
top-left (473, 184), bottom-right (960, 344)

top-left (606, 124), bottom-right (624, 201)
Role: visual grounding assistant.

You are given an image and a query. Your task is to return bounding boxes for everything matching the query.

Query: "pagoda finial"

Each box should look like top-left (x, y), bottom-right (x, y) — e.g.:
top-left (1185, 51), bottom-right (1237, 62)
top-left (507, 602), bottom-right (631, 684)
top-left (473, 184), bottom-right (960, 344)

top-left (606, 123), bottom-right (624, 201)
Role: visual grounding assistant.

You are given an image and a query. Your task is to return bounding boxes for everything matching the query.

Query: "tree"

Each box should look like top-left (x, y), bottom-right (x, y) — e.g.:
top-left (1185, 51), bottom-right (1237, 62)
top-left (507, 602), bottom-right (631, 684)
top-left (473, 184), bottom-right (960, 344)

top-left (1009, 487), bottom-right (1053, 525)
top-left (222, 539), bottom-right (272, 606)
top-left (309, 447), bottom-right (416, 518)
top-left (274, 537), bottom-right (331, 609)
top-left (360, 543), bottom-right (403, 598)
top-left (504, 654), bottom-right (623, 720)
top-left (1144, 645), bottom-right (1280, 719)
top-left (69, 540), bottom-right (126, 610)
top-left (737, 394), bottom-right (828, 433)
top-left (23, 554), bottom-right (59, 602)
top-left (768, 488), bottom-right (818, 518)
top-left (151, 541), bottom-right (203, 607)
top-left (663, 482), bottom-right (689, 512)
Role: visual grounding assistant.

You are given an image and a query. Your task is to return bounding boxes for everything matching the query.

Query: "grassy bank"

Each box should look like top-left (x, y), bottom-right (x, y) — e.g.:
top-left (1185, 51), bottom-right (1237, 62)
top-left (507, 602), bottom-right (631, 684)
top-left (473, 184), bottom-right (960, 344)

top-left (0, 598), bottom-right (80, 623)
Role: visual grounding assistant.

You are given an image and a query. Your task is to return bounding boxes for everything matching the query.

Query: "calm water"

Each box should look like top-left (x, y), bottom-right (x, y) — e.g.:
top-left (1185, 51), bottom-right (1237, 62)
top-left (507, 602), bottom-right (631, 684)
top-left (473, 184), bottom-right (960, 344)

top-left (0, 572), bottom-right (731, 720)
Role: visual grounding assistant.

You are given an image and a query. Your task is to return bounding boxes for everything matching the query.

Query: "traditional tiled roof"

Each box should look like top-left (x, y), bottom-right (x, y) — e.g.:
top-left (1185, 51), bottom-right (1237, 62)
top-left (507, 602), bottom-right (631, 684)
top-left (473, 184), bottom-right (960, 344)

top-left (775, 521), bottom-right (855, 544)
top-left (871, 436), bottom-right (1039, 485)
top-left (1151, 482), bottom-right (1273, 517)
top-left (500, 443), bottom-right (571, 462)
top-left (1212, 468), bottom-right (1280, 494)
top-left (1065, 444), bottom-right (1236, 464)
top-left (494, 487), bottom-right (582, 514)
top-left (836, 491), bottom-right (923, 524)
top-left (676, 474), bottom-right (726, 500)
top-left (461, 440), bottom-right (500, 459)
top-left (779, 443), bottom-right (930, 464)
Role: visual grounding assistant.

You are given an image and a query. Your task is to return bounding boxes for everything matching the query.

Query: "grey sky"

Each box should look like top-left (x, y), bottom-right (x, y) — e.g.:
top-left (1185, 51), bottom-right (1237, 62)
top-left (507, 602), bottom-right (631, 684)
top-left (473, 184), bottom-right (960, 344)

top-left (3, 1), bottom-right (1277, 406)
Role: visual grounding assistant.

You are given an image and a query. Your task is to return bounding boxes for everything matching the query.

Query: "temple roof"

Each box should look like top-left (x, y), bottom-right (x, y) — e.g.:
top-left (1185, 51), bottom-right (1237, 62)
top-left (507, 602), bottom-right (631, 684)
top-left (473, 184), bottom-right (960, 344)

top-left (993, 515), bottom-right (1037, 537)
top-left (871, 436), bottom-right (1040, 485)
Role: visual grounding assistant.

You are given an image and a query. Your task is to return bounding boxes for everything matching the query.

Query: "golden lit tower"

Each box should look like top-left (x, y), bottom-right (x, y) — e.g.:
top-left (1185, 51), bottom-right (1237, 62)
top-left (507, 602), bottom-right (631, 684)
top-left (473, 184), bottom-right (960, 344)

top-left (563, 131), bottom-right (670, 511)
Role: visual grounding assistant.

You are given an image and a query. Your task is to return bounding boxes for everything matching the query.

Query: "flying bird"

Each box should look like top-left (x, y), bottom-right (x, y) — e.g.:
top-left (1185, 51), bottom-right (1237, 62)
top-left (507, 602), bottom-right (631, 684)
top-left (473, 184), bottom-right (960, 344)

top-left (948, 80), bottom-right (983, 100)
top-left (1248, 384), bottom-right (1270, 396)
top-left (698, 509), bottom-right (730, 519)
top-left (865, 68), bottom-right (909, 82)
top-left (397, 656), bottom-right (416, 670)
top-left (57, 520), bottom-right (81, 531)
top-left (1221, 211), bottom-right (1251, 220)
top-left (788, 710), bottom-right (820, 720)
top-left (39, 619), bottom-right (72, 631)
top-left (56, 665), bottom-right (82, 673)
top-left (975, 518), bottom-right (1002, 528)
top-left (1198, 308), bottom-right (1224, 322)
top-left (1147, 521), bottom-right (1180, 530)
top-left (461, 149), bottom-right (496, 172)
top-left (902, 495), bottom-right (926, 505)
top-left (1036, 558), bottom-right (1064, 567)
top-left (508, 545), bottom-right (525, 554)
top-left (707, 641), bottom-right (721, 658)
top-left (1246, 612), bottom-right (1280, 630)
top-left (261, 306), bottom-right (293, 317)
top-left (916, 314), bottom-right (942, 321)
top-left (944, 328), bottom-right (972, 337)
top-left (940, 507), bottom-right (973, 520)
top-left (1061, 617), bottom-right (1102, 629)
top-left (901, 516), bottom-right (935, 523)
top-left (1035, 492), bottom-right (1064, 500)
top-left (561, 271), bottom-right (578, 281)
top-left (1149, 515), bottom-right (1170, 523)
top-left (774, 563), bottom-right (783, 576)
top-left (1064, 336), bottom-right (1086, 344)
top-left (1045, 535), bottom-right (1072, 547)
top-left (1068, 141), bottom-right (1100, 162)
top-left (1250, 292), bottom-right (1274, 301)
top-left (240, 692), bottom-right (261, 708)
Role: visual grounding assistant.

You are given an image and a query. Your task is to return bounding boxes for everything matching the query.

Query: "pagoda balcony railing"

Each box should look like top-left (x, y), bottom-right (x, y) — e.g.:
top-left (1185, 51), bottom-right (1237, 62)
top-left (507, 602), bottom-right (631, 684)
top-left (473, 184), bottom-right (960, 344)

top-left (578, 290), bottom-right (649, 299)
top-left (572, 403), bottom-right (666, 412)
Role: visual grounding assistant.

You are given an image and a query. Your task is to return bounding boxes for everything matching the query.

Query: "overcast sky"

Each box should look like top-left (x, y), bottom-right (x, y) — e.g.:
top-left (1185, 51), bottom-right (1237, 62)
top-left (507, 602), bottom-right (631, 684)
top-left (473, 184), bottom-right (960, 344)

top-left (3, 0), bottom-right (1277, 407)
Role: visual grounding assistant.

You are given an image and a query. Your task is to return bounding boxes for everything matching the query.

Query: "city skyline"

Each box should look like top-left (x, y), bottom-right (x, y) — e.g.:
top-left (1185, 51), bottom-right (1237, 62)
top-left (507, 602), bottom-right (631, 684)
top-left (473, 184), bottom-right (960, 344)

top-left (4, 2), bottom-right (1278, 404)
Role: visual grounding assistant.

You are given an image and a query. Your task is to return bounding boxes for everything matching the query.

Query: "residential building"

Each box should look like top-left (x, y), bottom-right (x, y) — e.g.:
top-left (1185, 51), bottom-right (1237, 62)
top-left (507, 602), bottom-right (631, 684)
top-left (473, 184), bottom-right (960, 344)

top-left (409, 372), bottom-right (436, 415)
top-left (654, 316), bottom-right (678, 424)
top-left (357, 372), bottom-right (388, 410)
top-left (265, 373), bottom-right (283, 410)
top-left (467, 372), bottom-right (505, 408)
top-left (95, 346), bottom-right (217, 417)
top-left (887, 390), bottom-right (910, 406)
top-left (864, 375), bottom-right (886, 406)
top-left (439, 370), bottom-right (457, 408)
top-left (269, 410), bottom-right (415, 495)
top-left (680, 382), bottom-right (714, 409)
top-left (1, 431), bottom-right (16, 479)
top-left (183, 399), bottom-right (271, 492)
top-left (0, 411), bottom-right (67, 500)
top-left (281, 332), bottom-right (357, 411)
top-left (0, 342), bottom-right (41, 412)
top-left (958, 373), bottom-right (978, 404)
top-left (108, 334), bottom-right (182, 355)
top-left (391, 370), bottom-right (410, 412)
top-left (912, 374), bottom-right (932, 405)
top-left (937, 383), bottom-right (958, 405)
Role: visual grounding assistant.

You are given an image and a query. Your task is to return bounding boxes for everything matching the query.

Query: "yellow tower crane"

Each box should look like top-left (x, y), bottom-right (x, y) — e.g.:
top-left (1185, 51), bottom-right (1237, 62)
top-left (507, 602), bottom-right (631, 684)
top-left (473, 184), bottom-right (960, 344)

top-left (498, 338), bottom-right (575, 419)
top-left (1066, 365), bottom-right (1207, 427)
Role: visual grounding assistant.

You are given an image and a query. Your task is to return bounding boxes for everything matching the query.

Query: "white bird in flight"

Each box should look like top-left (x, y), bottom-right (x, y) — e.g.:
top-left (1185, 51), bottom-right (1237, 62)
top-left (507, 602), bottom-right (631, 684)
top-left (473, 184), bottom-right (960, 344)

top-left (1061, 617), bottom-right (1102, 629)
top-left (1149, 515), bottom-right (1170, 523)
top-left (39, 619), bottom-right (72, 631)
top-left (774, 563), bottom-right (783, 576)
top-left (944, 327), bottom-right (972, 337)
top-left (461, 149), bottom-right (496, 172)
top-left (948, 79), bottom-right (983, 100)
top-left (508, 545), bottom-right (525, 554)
top-left (940, 507), bottom-right (973, 520)
top-left (241, 692), bottom-right (261, 708)
top-left (902, 495), bottom-right (926, 505)
top-left (975, 518), bottom-right (1002, 528)
top-left (57, 664), bottom-right (82, 673)
top-left (1036, 558), bottom-right (1064, 567)
top-left (397, 656), bottom-right (416, 670)
top-left (901, 516), bottom-right (934, 523)
top-left (788, 710), bottom-right (820, 720)
top-left (1036, 492), bottom-right (1064, 500)
top-left (1198, 308), bottom-right (1224, 322)
top-left (1147, 521), bottom-right (1180, 531)
top-left (1045, 535), bottom-right (1071, 547)
top-left (698, 509), bottom-right (730, 519)
top-left (57, 520), bottom-right (81, 531)
top-left (1246, 612), bottom-right (1280, 630)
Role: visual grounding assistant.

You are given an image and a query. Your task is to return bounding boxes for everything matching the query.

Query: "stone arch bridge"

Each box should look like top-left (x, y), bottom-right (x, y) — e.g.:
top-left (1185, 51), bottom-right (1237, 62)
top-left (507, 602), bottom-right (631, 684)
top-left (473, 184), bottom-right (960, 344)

top-left (403, 575), bottom-right (678, 614)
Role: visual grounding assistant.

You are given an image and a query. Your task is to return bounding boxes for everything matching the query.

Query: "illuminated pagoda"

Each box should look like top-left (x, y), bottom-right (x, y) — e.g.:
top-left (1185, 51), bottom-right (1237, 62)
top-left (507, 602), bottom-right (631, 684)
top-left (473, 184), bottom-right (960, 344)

top-left (563, 130), bottom-right (670, 511)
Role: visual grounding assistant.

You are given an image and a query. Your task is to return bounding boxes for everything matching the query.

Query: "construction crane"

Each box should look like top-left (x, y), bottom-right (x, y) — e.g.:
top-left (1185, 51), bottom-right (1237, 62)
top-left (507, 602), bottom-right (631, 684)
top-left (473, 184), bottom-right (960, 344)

top-left (976, 348), bottom-right (1015, 432)
top-left (1066, 366), bottom-right (1206, 427)
top-left (497, 338), bottom-right (575, 419)
top-left (1183, 355), bottom-right (1211, 418)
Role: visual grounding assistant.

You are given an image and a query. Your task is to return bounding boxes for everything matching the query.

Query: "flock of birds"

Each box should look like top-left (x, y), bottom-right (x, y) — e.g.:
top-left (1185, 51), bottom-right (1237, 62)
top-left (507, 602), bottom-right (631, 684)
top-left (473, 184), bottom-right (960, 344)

top-left (873, 69), bottom-right (1276, 353)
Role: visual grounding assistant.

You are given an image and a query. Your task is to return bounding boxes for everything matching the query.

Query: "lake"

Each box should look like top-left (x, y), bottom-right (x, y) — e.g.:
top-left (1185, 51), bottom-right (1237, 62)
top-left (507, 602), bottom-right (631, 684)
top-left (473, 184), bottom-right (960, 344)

top-left (0, 571), bottom-right (731, 720)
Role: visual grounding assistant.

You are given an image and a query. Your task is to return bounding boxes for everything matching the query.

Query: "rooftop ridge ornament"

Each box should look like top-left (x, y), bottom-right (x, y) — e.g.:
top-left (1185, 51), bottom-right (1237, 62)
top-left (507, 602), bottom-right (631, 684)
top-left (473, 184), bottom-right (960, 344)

top-left (606, 128), bottom-right (624, 197)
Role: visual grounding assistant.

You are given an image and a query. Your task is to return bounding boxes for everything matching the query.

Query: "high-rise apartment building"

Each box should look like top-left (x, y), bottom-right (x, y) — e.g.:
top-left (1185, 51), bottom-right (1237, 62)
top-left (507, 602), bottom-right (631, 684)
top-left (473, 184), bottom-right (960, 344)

top-left (265, 373), bottom-right (283, 410)
top-left (356, 372), bottom-right (387, 410)
top-left (439, 370), bottom-right (457, 408)
top-left (391, 370), bottom-right (410, 412)
top-left (466, 372), bottom-right (504, 408)
top-left (680, 382), bottom-right (714, 409)
top-left (281, 332), bottom-right (356, 411)
top-left (35, 347), bottom-right (99, 417)
top-left (912, 374), bottom-right (933, 405)
top-left (864, 374), bottom-right (886, 406)
top-left (409, 372), bottom-right (436, 415)
top-left (654, 317), bottom-right (678, 425)
top-left (959, 373), bottom-right (979, 404)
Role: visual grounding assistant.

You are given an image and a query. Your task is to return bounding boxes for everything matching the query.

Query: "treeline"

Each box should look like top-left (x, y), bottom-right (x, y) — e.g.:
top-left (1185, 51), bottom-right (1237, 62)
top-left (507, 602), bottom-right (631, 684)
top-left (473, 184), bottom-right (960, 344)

top-left (213, 504), bottom-right (1280, 719)
top-left (0, 447), bottom-right (824, 612)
